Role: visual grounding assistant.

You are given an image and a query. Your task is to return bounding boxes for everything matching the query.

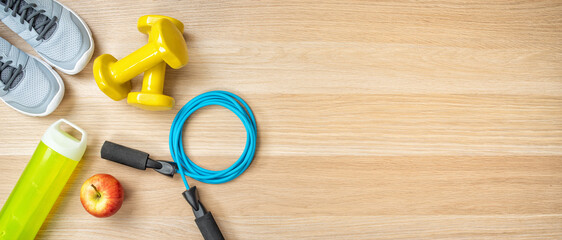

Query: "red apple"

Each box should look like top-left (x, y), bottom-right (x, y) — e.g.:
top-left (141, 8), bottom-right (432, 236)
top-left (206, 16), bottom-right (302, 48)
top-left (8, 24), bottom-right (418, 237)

top-left (80, 174), bottom-right (124, 218)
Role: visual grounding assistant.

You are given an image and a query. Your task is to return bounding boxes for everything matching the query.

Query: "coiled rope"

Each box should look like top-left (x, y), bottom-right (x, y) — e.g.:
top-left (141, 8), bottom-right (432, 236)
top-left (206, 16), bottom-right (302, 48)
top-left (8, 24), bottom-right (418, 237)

top-left (169, 91), bottom-right (257, 188)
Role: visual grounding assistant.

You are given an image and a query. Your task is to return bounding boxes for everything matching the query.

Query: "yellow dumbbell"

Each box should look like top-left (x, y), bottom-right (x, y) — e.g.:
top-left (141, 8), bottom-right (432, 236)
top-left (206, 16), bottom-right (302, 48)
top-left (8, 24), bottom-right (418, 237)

top-left (93, 17), bottom-right (188, 101)
top-left (127, 15), bottom-right (186, 111)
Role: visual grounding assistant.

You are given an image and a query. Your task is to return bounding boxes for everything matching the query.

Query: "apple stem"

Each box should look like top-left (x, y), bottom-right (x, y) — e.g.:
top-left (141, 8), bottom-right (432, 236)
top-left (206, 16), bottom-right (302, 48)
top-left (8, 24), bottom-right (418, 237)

top-left (91, 184), bottom-right (101, 198)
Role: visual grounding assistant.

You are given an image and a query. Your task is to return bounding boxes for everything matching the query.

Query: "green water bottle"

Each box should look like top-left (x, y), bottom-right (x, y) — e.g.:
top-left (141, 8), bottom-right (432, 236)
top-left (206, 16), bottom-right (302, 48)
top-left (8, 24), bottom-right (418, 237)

top-left (0, 119), bottom-right (87, 240)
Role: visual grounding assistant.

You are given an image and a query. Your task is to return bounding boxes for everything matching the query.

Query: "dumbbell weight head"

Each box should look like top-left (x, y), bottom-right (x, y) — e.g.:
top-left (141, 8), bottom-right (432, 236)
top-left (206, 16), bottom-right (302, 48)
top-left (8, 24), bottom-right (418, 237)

top-left (149, 18), bottom-right (188, 69)
top-left (93, 54), bottom-right (132, 101)
top-left (127, 62), bottom-right (175, 111)
top-left (138, 15), bottom-right (184, 35)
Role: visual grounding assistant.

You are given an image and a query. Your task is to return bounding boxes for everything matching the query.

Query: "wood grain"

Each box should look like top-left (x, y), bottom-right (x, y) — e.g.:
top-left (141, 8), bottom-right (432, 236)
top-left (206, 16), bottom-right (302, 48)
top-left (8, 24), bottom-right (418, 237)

top-left (0, 0), bottom-right (561, 239)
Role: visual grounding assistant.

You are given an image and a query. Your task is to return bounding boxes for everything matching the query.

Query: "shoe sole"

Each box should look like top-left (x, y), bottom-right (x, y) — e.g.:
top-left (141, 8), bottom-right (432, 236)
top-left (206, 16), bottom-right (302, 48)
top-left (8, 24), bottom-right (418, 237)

top-left (39, 0), bottom-right (95, 75)
top-left (0, 55), bottom-right (65, 117)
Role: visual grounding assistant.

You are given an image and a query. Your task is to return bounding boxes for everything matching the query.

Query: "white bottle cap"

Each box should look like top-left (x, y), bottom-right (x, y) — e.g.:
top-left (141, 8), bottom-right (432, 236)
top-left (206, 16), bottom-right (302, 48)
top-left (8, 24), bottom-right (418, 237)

top-left (41, 119), bottom-right (88, 161)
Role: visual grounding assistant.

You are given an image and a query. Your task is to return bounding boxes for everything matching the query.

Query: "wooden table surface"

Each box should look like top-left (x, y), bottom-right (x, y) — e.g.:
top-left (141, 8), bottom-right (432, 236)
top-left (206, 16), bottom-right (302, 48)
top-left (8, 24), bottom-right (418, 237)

top-left (1, 0), bottom-right (561, 239)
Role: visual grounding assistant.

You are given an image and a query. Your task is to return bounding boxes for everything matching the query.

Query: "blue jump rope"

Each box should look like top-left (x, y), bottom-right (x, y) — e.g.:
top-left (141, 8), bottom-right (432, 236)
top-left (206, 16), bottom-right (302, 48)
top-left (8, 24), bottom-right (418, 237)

top-left (170, 90), bottom-right (257, 187)
top-left (100, 90), bottom-right (257, 240)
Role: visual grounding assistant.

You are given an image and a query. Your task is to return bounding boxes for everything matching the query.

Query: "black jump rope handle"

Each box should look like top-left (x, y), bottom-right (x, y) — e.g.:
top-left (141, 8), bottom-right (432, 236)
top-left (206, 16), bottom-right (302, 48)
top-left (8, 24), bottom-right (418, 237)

top-left (101, 141), bottom-right (225, 240)
top-left (101, 141), bottom-right (177, 177)
top-left (183, 186), bottom-right (225, 240)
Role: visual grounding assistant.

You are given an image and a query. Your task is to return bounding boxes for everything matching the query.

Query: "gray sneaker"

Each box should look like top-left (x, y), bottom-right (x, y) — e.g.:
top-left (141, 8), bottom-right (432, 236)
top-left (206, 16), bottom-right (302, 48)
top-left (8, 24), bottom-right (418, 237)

top-left (0, 37), bottom-right (64, 116)
top-left (0, 0), bottom-right (94, 75)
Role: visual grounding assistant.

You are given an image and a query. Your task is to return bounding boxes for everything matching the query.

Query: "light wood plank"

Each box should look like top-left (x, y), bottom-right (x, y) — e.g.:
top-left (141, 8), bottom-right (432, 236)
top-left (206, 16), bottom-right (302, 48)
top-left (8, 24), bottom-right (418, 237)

top-left (0, 0), bottom-right (561, 239)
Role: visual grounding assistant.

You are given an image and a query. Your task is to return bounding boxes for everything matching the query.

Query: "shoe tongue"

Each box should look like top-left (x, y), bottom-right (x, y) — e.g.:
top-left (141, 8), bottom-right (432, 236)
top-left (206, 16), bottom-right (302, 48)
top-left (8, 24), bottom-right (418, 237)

top-left (0, 66), bottom-right (23, 90)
